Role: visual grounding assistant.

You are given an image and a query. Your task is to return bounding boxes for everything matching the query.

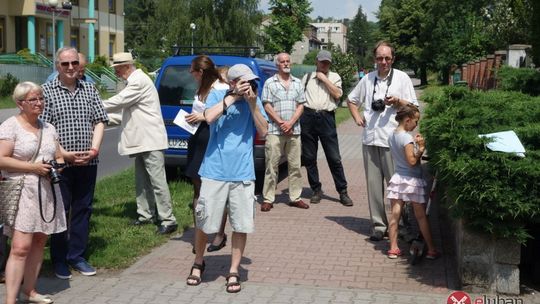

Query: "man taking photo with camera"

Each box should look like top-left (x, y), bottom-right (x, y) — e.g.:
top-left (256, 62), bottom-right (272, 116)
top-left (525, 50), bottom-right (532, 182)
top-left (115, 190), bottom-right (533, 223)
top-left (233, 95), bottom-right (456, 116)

top-left (346, 41), bottom-right (418, 241)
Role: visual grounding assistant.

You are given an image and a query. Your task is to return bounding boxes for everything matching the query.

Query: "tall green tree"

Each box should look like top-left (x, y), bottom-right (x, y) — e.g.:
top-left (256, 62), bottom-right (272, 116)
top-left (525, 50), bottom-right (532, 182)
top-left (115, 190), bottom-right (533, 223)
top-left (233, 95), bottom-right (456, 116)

top-left (264, 0), bottom-right (313, 53)
top-left (532, 0), bottom-right (540, 67)
top-left (378, 0), bottom-right (431, 85)
top-left (124, 0), bottom-right (157, 54)
top-left (347, 6), bottom-right (374, 68)
top-left (428, 0), bottom-right (493, 83)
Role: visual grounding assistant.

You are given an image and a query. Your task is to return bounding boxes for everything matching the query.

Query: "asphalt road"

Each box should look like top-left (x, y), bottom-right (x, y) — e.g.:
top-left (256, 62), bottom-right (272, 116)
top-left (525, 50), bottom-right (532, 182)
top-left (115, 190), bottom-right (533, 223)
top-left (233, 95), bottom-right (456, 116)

top-left (0, 108), bottom-right (132, 180)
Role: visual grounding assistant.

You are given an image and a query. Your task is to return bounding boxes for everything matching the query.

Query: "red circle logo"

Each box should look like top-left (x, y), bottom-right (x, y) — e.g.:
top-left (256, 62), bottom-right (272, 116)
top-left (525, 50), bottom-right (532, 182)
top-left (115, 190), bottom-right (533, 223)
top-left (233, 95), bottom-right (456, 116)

top-left (447, 291), bottom-right (472, 304)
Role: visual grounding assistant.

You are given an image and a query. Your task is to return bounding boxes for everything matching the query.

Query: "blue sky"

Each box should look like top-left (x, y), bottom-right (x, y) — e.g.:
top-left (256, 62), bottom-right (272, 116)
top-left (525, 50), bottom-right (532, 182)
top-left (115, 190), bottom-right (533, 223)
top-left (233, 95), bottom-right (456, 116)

top-left (259, 0), bottom-right (382, 22)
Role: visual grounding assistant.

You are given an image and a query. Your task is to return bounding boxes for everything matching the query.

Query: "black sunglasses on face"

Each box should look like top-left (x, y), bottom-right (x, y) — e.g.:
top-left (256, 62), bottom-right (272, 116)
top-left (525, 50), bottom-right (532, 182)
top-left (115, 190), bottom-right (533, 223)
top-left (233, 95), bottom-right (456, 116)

top-left (60, 60), bottom-right (80, 67)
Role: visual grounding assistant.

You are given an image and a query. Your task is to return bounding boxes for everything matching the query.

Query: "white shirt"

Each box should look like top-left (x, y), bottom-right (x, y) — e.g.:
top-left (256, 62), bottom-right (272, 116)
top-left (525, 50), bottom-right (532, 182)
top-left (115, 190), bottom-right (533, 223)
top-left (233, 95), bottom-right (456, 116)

top-left (347, 68), bottom-right (418, 148)
top-left (192, 80), bottom-right (229, 113)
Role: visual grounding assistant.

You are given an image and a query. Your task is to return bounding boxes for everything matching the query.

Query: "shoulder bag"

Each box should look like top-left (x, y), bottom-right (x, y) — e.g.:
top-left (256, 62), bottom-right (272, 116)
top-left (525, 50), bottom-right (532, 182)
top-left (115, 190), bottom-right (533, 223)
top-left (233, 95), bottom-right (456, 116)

top-left (0, 120), bottom-right (43, 227)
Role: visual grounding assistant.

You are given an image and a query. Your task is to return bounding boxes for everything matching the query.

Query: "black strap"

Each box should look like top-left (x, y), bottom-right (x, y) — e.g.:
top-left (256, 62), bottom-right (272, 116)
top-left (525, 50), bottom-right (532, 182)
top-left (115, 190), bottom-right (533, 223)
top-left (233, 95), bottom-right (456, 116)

top-left (33, 120), bottom-right (57, 224)
top-left (372, 68), bottom-right (394, 100)
top-left (303, 72), bottom-right (313, 92)
top-left (38, 177), bottom-right (57, 223)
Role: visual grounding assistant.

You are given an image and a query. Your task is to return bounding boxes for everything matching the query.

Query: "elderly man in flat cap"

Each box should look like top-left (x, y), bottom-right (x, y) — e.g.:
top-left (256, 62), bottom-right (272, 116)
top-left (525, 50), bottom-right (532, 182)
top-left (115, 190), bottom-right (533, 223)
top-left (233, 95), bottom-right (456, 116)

top-left (301, 50), bottom-right (354, 207)
top-left (102, 52), bottom-right (178, 235)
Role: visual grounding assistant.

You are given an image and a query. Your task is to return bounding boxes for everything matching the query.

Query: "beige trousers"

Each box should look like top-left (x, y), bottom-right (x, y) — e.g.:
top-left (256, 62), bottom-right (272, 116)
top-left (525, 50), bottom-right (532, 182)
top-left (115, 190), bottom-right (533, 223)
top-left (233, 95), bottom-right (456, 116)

top-left (262, 134), bottom-right (302, 203)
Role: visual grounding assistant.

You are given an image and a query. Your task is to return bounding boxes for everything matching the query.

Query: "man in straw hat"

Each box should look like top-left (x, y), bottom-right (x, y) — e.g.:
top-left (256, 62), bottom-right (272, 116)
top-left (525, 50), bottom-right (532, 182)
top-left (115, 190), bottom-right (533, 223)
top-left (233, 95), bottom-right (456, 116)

top-left (102, 52), bottom-right (178, 235)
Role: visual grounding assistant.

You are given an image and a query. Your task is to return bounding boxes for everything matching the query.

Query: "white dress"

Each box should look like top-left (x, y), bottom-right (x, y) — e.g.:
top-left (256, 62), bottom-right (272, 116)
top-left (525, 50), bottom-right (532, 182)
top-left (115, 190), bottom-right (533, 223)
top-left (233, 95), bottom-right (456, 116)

top-left (0, 117), bottom-right (67, 236)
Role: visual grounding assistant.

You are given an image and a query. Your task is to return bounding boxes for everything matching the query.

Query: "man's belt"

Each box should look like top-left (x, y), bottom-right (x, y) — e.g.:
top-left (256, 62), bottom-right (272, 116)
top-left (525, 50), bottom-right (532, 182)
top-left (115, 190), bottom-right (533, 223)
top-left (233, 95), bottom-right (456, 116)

top-left (304, 107), bottom-right (334, 114)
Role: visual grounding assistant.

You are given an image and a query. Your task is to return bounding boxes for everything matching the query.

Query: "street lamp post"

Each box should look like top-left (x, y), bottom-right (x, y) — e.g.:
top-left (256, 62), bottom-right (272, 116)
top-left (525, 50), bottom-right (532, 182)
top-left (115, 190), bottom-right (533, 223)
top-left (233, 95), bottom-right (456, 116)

top-left (190, 23), bottom-right (196, 55)
top-left (47, 0), bottom-right (72, 72)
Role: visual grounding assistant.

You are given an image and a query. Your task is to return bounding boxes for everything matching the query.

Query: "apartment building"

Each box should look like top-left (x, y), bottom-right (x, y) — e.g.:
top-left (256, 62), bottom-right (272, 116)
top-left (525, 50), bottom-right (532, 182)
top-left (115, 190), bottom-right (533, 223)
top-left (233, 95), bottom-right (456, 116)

top-left (290, 24), bottom-right (322, 64)
top-left (0, 0), bottom-right (124, 62)
top-left (311, 22), bottom-right (347, 52)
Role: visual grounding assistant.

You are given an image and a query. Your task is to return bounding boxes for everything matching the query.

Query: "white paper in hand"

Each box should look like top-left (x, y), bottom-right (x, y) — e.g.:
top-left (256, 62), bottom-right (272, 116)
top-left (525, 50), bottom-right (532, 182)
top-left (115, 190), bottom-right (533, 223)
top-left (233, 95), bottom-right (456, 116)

top-left (173, 109), bottom-right (199, 135)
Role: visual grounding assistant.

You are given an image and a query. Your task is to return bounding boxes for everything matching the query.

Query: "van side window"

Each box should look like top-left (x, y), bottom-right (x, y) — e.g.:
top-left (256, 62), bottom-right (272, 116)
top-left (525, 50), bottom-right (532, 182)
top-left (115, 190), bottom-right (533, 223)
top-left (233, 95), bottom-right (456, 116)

top-left (157, 66), bottom-right (198, 106)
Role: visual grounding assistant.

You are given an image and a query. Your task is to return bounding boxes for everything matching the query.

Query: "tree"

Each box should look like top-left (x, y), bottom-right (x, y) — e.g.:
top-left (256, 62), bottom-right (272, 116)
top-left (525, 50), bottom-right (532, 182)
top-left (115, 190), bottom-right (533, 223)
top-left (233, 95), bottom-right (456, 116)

top-left (124, 0), bottom-right (157, 54)
top-left (264, 0), bottom-right (313, 54)
top-left (532, 0), bottom-right (540, 67)
top-left (347, 6), bottom-right (372, 69)
top-left (378, 0), bottom-right (432, 85)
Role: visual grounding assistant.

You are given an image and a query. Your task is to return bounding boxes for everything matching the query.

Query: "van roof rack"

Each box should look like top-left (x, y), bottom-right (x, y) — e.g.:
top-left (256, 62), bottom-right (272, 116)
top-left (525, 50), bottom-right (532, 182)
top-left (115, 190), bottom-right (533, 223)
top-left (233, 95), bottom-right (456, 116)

top-left (172, 46), bottom-right (260, 57)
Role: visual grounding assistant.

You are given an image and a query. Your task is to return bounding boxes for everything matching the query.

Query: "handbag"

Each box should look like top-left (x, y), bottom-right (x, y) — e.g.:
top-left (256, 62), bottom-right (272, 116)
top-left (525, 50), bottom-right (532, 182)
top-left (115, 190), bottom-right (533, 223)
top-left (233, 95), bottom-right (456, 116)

top-left (0, 120), bottom-right (43, 227)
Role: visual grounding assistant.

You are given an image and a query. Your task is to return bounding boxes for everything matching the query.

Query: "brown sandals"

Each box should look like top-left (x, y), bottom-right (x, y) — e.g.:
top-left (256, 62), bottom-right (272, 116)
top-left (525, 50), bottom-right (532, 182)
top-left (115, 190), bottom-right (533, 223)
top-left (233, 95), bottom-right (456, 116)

top-left (186, 261), bottom-right (205, 286)
top-left (225, 272), bottom-right (241, 293)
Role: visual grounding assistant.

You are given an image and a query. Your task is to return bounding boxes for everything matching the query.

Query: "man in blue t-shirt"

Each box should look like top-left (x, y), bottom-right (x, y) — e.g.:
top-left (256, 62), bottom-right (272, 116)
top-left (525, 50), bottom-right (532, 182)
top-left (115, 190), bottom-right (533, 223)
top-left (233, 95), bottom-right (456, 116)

top-left (186, 64), bottom-right (268, 293)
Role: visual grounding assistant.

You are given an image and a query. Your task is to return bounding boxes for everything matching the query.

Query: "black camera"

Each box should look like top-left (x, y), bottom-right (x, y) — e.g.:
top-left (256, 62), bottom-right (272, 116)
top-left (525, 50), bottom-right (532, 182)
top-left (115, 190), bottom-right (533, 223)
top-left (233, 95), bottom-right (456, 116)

top-left (249, 80), bottom-right (258, 92)
top-left (47, 160), bottom-right (66, 184)
top-left (371, 98), bottom-right (386, 112)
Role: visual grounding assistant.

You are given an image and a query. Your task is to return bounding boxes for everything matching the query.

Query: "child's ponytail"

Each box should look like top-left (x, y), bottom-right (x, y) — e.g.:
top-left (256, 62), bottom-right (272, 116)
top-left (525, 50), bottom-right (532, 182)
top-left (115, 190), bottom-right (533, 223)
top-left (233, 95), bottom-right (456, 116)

top-left (395, 103), bottom-right (420, 122)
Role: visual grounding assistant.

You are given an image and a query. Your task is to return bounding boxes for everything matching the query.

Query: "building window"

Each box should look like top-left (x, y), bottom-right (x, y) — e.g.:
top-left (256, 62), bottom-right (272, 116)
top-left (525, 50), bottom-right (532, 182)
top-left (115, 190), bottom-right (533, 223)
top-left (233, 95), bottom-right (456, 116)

top-left (321, 38), bottom-right (325, 43)
top-left (46, 23), bottom-right (53, 55)
top-left (109, 34), bottom-right (116, 56)
top-left (0, 19), bottom-right (4, 53)
top-left (71, 0), bottom-right (79, 5)
top-left (70, 28), bottom-right (79, 50)
top-left (109, 0), bottom-right (116, 13)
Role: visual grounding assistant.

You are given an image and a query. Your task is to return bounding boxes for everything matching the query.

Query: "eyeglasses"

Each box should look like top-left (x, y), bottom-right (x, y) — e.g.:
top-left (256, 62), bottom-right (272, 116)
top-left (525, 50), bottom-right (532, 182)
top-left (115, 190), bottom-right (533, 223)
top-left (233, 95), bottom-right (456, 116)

top-left (22, 97), bottom-right (45, 105)
top-left (59, 60), bottom-right (80, 67)
top-left (376, 56), bottom-right (393, 62)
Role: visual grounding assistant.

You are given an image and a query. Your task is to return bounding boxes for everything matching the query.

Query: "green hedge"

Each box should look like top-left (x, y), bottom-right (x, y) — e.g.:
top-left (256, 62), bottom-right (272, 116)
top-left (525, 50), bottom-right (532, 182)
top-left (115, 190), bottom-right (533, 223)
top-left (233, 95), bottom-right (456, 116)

top-left (497, 66), bottom-right (540, 96)
top-left (421, 86), bottom-right (540, 243)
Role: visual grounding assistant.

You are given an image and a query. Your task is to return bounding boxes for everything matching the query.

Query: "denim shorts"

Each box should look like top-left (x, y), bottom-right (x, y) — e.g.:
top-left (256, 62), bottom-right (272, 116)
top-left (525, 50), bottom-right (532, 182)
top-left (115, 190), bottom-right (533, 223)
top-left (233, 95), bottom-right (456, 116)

top-left (196, 178), bottom-right (256, 234)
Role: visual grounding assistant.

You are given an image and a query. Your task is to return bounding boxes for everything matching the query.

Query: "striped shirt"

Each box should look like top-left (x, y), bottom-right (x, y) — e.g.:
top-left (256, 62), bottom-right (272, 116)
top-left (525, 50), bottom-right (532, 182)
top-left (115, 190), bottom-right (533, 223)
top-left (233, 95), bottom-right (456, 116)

top-left (41, 78), bottom-right (108, 166)
top-left (261, 74), bottom-right (305, 135)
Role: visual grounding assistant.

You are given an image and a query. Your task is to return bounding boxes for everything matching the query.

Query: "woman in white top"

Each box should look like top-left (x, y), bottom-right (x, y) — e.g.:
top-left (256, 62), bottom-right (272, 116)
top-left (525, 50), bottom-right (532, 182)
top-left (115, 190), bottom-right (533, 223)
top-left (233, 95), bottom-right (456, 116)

top-left (185, 56), bottom-right (229, 253)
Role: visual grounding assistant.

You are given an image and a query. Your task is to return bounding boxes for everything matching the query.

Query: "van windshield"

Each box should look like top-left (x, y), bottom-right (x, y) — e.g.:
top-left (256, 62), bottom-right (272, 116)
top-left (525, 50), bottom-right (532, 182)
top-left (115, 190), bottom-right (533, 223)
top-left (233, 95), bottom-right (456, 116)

top-left (157, 65), bottom-right (197, 106)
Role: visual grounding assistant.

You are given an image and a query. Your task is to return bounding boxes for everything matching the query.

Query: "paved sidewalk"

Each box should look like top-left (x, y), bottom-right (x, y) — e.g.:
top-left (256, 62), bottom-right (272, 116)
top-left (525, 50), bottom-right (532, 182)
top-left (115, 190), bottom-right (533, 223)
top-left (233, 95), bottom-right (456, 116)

top-left (0, 115), bottom-right (460, 304)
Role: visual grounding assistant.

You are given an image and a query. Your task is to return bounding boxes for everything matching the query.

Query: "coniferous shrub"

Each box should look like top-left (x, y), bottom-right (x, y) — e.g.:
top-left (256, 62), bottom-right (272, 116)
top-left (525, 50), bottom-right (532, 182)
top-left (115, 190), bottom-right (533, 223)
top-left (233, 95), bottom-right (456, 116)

top-left (497, 66), bottom-right (540, 96)
top-left (421, 86), bottom-right (540, 243)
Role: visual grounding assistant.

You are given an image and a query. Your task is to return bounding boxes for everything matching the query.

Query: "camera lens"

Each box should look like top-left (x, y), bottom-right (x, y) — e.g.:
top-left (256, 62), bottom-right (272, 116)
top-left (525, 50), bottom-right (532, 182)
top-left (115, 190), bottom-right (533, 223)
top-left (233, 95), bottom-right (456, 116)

top-left (249, 80), bottom-right (258, 92)
top-left (371, 99), bottom-right (385, 112)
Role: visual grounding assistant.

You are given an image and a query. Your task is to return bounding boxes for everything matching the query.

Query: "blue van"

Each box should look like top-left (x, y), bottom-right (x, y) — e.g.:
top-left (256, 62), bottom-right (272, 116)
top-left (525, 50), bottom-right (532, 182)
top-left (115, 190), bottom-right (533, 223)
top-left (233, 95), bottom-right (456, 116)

top-left (155, 55), bottom-right (277, 182)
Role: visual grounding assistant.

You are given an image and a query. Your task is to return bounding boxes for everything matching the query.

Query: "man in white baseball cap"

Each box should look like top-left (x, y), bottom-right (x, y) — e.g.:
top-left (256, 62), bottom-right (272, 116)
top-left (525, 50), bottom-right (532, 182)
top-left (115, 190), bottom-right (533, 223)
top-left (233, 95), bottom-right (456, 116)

top-left (186, 64), bottom-right (268, 293)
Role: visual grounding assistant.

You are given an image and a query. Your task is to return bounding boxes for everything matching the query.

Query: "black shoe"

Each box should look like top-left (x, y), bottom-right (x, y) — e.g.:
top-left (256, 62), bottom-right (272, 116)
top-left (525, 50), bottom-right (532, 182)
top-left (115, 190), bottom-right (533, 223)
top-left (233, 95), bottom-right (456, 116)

top-left (131, 219), bottom-right (153, 226)
top-left (157, 224), bottom-right (178, 235)
top-left (369, 230), bottom-right (385, 241)
top-left (310, 190), bottom-right (322, 204)
top-left (339, 191), bottom-right (353, 206)
top-left (207, 234), bottom-right (227, 252)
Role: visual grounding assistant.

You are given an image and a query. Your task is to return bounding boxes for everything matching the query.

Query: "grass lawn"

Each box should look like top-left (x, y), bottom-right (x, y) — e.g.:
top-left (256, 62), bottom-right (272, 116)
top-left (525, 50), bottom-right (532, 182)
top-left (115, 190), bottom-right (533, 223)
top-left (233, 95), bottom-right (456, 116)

top-left (0, 96), bottom-right (16, 109)
top-left (42, 168), bottom-right (194, 270)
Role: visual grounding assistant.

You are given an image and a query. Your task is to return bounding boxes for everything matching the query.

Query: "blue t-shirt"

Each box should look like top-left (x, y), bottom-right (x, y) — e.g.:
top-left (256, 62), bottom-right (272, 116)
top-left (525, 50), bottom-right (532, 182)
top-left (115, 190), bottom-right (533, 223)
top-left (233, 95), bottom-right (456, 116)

top-left (198, 89), bottom-right (268, 181)
top-left (388, 131), bottom-right (422, 178)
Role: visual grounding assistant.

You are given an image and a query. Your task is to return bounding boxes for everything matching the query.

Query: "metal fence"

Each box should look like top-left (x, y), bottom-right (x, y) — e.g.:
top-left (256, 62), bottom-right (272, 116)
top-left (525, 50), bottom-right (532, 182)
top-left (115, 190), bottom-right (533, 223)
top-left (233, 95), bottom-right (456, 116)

top-left (0, 64), bottom-right (51, 84)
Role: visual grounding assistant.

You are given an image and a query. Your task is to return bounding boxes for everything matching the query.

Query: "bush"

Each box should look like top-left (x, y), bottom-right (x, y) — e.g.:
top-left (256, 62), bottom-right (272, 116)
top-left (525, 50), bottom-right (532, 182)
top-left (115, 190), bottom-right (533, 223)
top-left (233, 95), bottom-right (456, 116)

top-left (497, 66), bottom-right (540, 96)
top-left (0, 73), bottom-right (19, 97)
top-left (421, 86), bottom-right (540, 243)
